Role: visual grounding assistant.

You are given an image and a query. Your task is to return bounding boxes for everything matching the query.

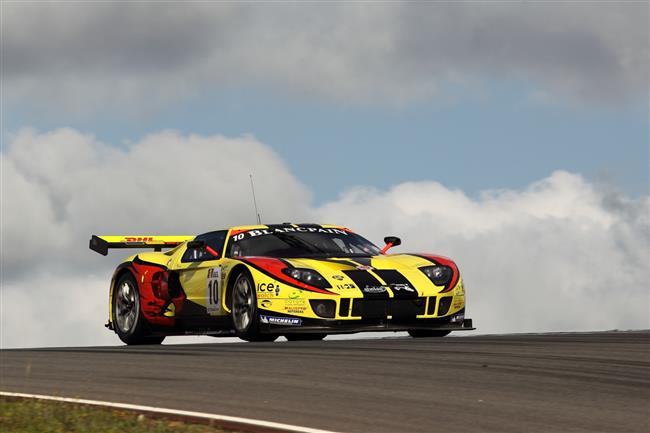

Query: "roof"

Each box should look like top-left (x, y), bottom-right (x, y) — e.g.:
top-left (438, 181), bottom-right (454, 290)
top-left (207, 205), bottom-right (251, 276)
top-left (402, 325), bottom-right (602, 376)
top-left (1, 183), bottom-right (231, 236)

top-left (226, 223), bottom-right (349, 231)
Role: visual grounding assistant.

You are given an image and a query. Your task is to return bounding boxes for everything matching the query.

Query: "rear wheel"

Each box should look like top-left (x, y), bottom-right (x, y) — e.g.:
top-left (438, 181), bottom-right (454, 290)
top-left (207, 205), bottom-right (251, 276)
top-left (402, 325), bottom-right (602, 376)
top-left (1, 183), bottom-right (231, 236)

top-left (285, 333), bottom-right (327, 341)
top-left (231, 272), bottom-right (277, 342)
top-left (112, 273), bottom-right (165, 345)
top-left (408, 330), bottom-right (451, 338)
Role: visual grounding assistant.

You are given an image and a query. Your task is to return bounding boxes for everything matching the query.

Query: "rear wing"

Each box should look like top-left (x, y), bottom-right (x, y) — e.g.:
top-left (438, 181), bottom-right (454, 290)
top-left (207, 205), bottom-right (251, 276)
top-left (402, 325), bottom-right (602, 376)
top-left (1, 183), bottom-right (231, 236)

top-left (89, 235), bottom-right (194, 256)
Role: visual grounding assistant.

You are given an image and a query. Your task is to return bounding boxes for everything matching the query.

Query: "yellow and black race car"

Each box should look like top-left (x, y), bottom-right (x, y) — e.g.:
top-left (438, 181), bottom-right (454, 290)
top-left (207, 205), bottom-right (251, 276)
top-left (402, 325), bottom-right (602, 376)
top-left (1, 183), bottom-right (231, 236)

top-left (90, 223), bottom-right (474, 344)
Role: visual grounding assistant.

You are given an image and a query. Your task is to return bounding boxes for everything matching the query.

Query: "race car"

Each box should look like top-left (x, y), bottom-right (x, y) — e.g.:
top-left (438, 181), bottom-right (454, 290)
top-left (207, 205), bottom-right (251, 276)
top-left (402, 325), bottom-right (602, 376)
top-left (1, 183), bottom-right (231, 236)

top-left (90, 223), bottom-right (474, 344)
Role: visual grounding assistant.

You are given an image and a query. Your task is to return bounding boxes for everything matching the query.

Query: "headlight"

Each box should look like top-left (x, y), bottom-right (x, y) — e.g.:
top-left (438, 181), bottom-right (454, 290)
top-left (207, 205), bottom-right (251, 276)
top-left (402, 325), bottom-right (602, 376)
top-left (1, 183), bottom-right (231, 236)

top-left (420, 265), bottom-right (453, 286)
top-left (282, 268), bottom-right (330, 289)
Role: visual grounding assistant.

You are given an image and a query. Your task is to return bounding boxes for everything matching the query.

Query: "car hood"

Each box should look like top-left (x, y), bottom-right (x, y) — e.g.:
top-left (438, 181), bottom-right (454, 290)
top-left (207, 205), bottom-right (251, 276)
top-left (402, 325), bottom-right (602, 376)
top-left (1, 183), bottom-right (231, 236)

top-left (238, 253), bottom-right (458, 295)
top-left (283, 253), bottom-right (450, 295)
top-left (284, 254), bottom-right (429, 272)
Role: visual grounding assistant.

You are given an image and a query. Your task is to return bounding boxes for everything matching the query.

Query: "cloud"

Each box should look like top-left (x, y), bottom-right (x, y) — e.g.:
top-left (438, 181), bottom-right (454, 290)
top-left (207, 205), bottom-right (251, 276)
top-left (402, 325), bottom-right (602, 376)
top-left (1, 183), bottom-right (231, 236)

top-left (1, 128), bottom-right (311, 280)
top-left (3, 2), bottom-right (647, 115)
top-left (0, 273), bottom-right (117, 348)
top-left (316, 174), bottom-right (650, 333)
top-left (1, 129), bottom-right (648, 348)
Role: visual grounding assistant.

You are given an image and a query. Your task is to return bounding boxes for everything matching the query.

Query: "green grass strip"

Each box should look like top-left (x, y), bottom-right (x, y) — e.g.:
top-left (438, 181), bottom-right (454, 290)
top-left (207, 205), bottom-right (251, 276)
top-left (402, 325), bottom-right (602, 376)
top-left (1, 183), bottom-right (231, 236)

top-left (0, 396), bottom-right (238, 433)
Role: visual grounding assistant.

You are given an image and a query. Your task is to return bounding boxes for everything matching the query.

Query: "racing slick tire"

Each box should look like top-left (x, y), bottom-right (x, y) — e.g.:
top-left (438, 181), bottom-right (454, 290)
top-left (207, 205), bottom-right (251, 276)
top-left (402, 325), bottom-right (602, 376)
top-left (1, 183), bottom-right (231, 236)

top-left (231, 271), bottom-right (277, 342)
top-left (112, 273), bottom-right (165, 345)
top-left (408, 330), bottom-right (451, 338)
top-left (285, 333), bottom-right (327, 341)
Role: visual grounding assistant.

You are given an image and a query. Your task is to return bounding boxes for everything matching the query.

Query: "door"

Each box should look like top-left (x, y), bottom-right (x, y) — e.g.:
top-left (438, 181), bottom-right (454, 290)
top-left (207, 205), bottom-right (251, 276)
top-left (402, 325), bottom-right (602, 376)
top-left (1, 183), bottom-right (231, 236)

top-left (171, 230), bottom-right (229, 317)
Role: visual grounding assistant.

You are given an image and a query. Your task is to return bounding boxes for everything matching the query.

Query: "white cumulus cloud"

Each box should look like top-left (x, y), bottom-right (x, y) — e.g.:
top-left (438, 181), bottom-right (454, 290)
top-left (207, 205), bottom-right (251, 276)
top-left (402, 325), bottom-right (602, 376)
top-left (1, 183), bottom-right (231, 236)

top-left (316, 174), bottom-right (649, 333)
top-left (1, 129), bottom-right (648, 347)
top-left (1, 128), bottom-right (310, 278)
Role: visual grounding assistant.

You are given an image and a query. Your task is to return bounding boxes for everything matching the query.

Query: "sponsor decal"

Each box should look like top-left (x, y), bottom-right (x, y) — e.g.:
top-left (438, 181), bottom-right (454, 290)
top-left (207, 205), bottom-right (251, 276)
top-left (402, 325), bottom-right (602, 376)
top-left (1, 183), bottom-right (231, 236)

top-left (363, 286), bottom-right (387, 294)
top-left (206, 267), bottom-right (221, 315)
top-left (288, 290), bottom-right (301, 299)
top-left (390, 283), bottom-right (415, 293)
top-left (286, 298), bottom-right (306, 306)
top-left (356, 265), bottom-right (374, 271)
top-left (125, 236), bottom-right (153, 243)
top-left (260, 315), bottom-right (302, 326)
top-left (258, 282), bottom-right (281, 297)
top-left (284, 298), bottom-right (306, 314)
top-left (260, 299), bottom-right (273, 308)
top-left (232, 227), bottom-right (348, 242)
top-left (335, 283), bottom-right (356, 290)
top-left (331, 275), bottom-right (345, 281)
top-left (220, 267), bottom-right (228, 286)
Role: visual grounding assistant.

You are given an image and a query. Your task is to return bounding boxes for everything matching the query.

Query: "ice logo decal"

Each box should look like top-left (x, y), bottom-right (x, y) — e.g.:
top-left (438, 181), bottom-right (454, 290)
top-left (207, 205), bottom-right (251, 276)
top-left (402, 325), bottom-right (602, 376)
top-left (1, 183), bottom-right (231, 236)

top-left (260, 315), bottom-right (302, 326)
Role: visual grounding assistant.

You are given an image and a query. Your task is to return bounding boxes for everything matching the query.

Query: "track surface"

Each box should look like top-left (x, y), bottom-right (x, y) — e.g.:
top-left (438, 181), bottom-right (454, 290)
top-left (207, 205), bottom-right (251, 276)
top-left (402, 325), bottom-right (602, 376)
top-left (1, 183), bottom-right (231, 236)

top-left (1, 332), bottom-right (648, 433)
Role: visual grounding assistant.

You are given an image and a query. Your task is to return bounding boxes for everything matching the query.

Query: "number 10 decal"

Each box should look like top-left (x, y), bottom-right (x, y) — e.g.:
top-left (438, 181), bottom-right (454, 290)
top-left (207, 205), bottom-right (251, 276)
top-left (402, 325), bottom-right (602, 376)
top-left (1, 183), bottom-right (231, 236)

top-left (206, 267), bottom-right (222, 315)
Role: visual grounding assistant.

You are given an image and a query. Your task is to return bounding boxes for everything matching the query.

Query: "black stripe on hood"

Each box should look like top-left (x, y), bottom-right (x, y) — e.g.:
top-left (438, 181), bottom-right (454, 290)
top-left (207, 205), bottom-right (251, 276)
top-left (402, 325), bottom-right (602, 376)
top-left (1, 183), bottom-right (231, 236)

top-left (342, 270), bottom-right (389, 300)
top-left (374, 270), bottom-right (418, 300)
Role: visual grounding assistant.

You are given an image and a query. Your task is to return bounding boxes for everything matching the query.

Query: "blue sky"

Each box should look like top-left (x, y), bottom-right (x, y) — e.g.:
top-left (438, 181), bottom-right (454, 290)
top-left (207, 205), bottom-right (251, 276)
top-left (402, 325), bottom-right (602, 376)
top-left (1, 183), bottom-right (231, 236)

top-left (5, 83), bottom-right (648, 203)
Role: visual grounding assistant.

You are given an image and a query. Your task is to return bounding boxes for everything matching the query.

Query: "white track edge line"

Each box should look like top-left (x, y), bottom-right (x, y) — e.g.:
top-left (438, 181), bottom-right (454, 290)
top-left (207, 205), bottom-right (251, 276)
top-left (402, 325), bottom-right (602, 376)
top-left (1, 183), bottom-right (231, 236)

top-left (0, 391), bottom-right (341, 433)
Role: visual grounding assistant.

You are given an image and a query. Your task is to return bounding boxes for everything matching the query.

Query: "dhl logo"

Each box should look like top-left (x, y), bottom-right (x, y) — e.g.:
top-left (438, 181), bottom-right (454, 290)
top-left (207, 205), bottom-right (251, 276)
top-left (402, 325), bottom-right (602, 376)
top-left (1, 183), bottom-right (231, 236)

top-left (124, 237), bottom-right (154, 242)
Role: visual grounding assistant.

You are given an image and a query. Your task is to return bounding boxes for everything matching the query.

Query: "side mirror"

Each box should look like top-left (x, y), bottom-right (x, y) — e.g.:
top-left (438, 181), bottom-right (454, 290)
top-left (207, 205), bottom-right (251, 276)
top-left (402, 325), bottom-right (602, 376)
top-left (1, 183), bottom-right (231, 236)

top-left (381, 236), bottom-right (401, 254)
top-left (186, 240), bottom-right (220, 258)
top-left (384, 236), bottom-right (401, 247)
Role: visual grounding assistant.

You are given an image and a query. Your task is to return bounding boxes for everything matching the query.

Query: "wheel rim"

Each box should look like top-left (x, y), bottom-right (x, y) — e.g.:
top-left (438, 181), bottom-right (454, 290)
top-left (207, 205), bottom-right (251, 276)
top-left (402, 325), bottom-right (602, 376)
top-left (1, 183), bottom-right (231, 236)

top-left (115, 280), bottom-right (139, 333)
top-left (233, 276), bottom-right (254, 331)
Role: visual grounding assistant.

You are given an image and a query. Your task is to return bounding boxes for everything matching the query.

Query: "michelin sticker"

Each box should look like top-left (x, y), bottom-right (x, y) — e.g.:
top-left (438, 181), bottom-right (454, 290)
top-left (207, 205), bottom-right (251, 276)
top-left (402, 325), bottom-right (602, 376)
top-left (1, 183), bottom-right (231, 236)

top-left (260, 315), bottom-right (302, 326)
top-left (206, 267), bottom-right (221, 315)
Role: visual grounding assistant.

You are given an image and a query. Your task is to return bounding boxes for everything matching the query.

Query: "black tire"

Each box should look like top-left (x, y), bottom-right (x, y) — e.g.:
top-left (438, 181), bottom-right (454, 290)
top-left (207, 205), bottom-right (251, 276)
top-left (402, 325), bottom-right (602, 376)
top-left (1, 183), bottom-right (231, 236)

top-left (408, 330), bottom-right (451, 338)
top-left (231, 272), bottom-right (277, 342)
top-left (285, 333), bottom-right (327, 341)
top-left (112, 273), bottom-right (165, 345)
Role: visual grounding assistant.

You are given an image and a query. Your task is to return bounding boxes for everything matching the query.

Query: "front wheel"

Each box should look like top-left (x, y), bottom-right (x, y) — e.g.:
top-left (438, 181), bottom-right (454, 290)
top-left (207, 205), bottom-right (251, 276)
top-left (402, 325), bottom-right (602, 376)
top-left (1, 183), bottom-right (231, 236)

top-left (408, 330), bottom-right (451, 338)
top-left (231, 272), bottom-right (277, 342)
top-left (112, 273), bottom-right (165, 345)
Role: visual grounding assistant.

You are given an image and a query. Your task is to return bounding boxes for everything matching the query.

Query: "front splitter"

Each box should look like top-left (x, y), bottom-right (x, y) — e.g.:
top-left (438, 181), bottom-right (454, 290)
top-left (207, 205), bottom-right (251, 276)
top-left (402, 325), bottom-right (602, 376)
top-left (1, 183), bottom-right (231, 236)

top-left (261, 318), bottom-right (475, 334)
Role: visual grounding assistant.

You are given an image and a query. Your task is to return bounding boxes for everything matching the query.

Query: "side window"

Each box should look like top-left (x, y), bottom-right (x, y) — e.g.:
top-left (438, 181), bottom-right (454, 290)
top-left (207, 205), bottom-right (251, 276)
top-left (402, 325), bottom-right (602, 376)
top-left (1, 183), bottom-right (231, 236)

top-left (181, 230), bottom-right (227, 263)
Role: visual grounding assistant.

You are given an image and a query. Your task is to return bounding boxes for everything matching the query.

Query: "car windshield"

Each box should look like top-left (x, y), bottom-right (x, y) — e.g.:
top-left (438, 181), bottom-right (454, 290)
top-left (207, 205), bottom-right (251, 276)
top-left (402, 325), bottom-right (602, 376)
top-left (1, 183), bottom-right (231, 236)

top-left (227, 228), bottom-right (381, 258)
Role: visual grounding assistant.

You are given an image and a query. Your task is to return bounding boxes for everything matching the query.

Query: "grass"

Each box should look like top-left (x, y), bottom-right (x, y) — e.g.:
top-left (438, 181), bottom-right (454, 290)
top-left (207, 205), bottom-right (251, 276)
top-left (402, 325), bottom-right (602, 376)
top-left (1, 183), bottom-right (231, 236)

top-left (0, 397), bottom-right (238, 433)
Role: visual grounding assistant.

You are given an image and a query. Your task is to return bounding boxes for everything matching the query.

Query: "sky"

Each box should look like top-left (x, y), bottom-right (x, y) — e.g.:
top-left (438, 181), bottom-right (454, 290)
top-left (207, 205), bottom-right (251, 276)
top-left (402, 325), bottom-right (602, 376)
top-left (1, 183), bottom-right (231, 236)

top-left (1, 2), bottom-right (648, 348)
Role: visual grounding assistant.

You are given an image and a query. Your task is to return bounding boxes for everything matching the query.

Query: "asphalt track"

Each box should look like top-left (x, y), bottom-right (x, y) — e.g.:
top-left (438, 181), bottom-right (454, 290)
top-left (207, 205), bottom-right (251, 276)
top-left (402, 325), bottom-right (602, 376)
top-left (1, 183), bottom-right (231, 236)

top-left (1, 332), bottom-right (648, 433)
